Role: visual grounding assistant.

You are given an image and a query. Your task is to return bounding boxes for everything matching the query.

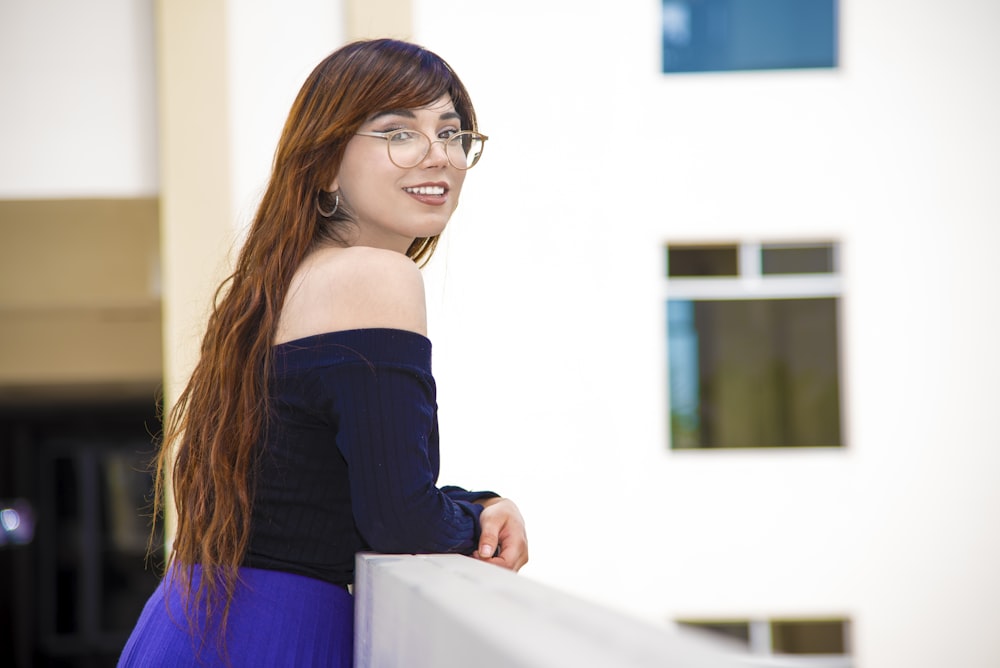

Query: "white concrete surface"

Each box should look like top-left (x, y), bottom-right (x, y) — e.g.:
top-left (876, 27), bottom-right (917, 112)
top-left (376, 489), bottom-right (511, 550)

top-left (355, 553), bottom-right (821, 668)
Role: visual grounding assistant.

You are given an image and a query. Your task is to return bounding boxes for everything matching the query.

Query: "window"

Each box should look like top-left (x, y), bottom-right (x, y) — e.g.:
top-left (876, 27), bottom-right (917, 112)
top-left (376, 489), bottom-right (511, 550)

top-left (666, 241), bottom-right (843, 449)
top-left (679, 617), bottom-right (852, 664)
top-left (662, 0), bottom-right (838, 74)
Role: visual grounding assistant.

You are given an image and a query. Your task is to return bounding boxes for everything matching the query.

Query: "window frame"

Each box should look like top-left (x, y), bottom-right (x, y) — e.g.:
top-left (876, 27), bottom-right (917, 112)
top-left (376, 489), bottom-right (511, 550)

top-left (678, 617), bottom-right (853, 665)
top-left (661, 0), bottom-right (840, 75)
top-left (664, 240), bottom-right (846, 450)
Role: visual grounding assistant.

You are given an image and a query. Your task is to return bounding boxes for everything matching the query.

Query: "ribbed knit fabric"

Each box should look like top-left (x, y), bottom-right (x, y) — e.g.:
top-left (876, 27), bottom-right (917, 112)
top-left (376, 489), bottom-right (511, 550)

top-left (118, 565), bottom-right (353, 667)
top-left (118, 329), bottom-right (497, 666)
top-left (247, 327), bottom-right (495, 585)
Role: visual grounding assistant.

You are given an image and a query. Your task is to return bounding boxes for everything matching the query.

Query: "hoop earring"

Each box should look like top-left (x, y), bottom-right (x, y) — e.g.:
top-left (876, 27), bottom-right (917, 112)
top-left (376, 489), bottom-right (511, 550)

top-left (317, 192), bottom-right (339, 218)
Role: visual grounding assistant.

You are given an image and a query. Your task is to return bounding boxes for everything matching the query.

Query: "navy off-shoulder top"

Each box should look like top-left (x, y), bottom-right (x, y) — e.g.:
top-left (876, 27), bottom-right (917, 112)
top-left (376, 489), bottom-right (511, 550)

top-left (244, 328), bottom-right (495, 586)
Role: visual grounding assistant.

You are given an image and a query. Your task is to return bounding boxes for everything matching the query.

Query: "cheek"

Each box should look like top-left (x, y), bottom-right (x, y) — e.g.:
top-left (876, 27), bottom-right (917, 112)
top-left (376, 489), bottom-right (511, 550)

top-left (337, 157), bottom-right (395, 209)
top-left (344, 180), bottom-right (392, 219)
top-left (347, 177), bottom-right (408, 228)
top-left (450, 172), bottom-right (467, 200)
top-left (333, 141), bottom-right (382, 191)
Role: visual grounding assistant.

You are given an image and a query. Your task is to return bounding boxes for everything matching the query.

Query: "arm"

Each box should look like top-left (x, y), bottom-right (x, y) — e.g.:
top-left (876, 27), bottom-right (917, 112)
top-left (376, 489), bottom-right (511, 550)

top-left (300, 248), bottom-right (526, 562)
top-left (327, 357), bottom-right (484, 555)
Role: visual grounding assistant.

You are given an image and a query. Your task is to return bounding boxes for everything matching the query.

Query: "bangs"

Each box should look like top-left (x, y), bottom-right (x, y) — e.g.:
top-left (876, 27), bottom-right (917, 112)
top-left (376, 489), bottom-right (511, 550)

top-left (357, 41), bottom-right (477, 131)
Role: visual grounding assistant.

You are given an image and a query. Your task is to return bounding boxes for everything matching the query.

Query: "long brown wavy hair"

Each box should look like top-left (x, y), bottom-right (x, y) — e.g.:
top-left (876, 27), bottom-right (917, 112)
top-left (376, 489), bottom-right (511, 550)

top-left (151, 38), bottom-right (478, 647)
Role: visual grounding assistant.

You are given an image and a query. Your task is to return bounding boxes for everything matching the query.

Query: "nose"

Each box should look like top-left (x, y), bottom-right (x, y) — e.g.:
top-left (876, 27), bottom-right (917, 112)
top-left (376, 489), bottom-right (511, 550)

top-left (420, 139), bottom-right (450, 168)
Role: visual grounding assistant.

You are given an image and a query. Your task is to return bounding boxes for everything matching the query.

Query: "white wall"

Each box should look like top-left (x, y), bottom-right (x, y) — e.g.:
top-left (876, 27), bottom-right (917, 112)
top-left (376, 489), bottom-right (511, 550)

top-left (0, 0), bottom-right (341, 207)
top-left (0, 0), bottom-right (158, 198)
top-left (414, 1), bottom-right (1000, 667)
top-left (225, 0), bottom-right (345, 235)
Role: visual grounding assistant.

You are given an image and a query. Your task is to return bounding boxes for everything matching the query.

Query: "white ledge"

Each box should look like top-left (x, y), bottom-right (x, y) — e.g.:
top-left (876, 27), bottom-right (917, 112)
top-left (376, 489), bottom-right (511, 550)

top-left (354, 553), bottom-right (822, 668)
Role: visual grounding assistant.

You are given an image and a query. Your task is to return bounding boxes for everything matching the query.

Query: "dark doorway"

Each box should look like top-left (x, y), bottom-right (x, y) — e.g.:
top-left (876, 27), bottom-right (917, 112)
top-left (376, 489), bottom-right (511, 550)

top-left (0, 400), bottom-right (163, 668)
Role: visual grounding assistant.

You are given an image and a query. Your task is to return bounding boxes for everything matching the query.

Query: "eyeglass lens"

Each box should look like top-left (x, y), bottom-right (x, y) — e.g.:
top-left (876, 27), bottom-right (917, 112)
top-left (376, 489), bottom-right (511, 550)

top-left (388, 131), bottom-right (484, 169)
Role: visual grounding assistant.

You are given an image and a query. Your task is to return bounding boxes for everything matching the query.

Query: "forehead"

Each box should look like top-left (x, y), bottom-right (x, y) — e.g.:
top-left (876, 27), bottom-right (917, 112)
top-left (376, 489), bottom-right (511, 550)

top-left (366, 95), bottom-right (457, 122)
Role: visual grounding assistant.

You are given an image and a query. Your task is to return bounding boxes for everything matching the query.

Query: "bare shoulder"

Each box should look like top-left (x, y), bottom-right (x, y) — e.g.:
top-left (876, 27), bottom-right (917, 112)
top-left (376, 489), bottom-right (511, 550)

top-left (276, 246), bottom-right (427, 343)
top-left (327, 246), bottom-right (426, 308)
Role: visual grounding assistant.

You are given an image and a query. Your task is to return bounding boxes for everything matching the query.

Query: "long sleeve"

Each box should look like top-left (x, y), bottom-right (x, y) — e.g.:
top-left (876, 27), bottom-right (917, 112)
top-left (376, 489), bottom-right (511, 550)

top-left (249, 328), bottom-right (492, 586)
top-left (315, 333), bottom-right (485, 555)
top-left (441, 486), bottom-right (499, 505)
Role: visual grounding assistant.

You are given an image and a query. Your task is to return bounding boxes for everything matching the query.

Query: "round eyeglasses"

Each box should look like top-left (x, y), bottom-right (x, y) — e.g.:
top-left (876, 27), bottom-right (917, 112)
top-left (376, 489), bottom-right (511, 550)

top-left (354, 129), bottom-right (488, 170)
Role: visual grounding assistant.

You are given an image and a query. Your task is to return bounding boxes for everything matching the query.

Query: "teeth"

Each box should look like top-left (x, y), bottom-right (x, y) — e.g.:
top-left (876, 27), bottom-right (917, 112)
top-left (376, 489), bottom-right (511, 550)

top-left (404, 186), bottom-right (445, 195)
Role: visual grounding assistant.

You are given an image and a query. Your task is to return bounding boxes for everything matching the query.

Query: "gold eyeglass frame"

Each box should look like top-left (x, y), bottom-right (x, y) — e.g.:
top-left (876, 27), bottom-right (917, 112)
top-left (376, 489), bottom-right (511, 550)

top-left (354, 129), bottom-right (489, 170)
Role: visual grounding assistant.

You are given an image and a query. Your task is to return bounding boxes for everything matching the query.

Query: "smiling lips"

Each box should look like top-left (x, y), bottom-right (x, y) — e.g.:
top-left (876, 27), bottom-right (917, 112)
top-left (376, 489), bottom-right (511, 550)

top-left (403, 184), bottom-right (448, 205)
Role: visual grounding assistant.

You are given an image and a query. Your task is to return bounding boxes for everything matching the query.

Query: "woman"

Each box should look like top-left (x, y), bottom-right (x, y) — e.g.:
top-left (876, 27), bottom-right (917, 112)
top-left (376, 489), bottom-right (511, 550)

top-left (119, 38), bottom-right (528, 667)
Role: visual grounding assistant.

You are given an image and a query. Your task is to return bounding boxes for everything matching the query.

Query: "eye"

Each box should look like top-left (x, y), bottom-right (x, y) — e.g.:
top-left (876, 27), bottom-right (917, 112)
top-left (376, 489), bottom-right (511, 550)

top-left (437, 127), bottom-right (461, 140)
top-left (386, 129), bottom-right (420, 143)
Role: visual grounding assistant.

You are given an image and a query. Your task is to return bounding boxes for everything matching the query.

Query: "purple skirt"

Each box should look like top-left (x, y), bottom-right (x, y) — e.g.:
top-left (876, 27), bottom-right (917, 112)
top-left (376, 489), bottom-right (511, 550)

top-left (118, 566), bottom-right (353, 667)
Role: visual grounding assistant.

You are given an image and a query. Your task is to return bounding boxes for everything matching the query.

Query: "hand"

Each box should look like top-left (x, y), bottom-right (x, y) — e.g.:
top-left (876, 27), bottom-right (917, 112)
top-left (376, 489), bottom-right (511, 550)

top-left (473, 497), bottom-right (528, 572)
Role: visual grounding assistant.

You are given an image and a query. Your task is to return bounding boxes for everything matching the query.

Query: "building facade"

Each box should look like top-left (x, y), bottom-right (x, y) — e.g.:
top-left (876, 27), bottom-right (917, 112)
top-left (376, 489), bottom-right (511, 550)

top-left (1, 0), bottom-right (998, 666)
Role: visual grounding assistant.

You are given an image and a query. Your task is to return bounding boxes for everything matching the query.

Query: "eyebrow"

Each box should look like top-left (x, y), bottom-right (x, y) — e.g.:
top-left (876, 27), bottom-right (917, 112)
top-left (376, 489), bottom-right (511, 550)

top-left (367, 108), bottom-right (461, 123)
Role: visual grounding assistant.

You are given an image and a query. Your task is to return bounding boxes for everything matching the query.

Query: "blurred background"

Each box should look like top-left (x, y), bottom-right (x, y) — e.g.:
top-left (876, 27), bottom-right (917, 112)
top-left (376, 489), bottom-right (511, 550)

top-left (1, 0), bottom-right (998, 666)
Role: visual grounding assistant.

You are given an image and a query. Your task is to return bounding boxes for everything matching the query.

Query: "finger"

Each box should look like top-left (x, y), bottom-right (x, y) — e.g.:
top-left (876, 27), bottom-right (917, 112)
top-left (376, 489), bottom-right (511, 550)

top-left (497, 537), bottom-right (528, 571)
top-left (484, 553), bottom-right (522, 572)
top-left (476, 533), bottom-right (525, 571)
top-left (478, 529), bottom-right (498, 559)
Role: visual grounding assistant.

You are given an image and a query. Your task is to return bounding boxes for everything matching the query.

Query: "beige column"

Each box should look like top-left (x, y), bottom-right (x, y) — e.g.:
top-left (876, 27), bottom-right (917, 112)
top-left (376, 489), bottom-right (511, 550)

top-left (345, 0), bottom-right (412, 40)
top-left (156, 0), bottom-right (235, 399)
top-left (155, 0), bottom-right (235, 544)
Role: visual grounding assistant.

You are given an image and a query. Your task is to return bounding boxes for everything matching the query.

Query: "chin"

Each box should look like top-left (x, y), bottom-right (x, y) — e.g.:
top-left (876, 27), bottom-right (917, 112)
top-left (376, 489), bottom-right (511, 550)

top-left (416, 213), bottom-right (453, 238)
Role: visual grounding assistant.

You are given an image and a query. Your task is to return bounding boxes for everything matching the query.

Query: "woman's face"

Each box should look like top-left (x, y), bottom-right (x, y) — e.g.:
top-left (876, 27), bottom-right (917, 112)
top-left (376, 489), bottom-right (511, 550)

top-left (331, 96), bottom-right (468, 254)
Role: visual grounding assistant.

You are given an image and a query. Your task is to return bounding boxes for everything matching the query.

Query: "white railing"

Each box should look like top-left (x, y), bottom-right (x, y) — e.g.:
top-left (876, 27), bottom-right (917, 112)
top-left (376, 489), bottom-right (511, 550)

top-left (354, 554), bottom-right (832, 668)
